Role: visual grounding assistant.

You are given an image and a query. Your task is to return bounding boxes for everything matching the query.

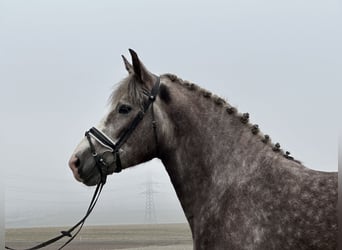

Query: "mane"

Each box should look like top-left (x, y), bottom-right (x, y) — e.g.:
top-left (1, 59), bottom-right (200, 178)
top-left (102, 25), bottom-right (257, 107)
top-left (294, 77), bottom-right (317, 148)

top-left (162, 73), bottom-right (301, 164)
top-left (110, 72), bottom-right (300, 164)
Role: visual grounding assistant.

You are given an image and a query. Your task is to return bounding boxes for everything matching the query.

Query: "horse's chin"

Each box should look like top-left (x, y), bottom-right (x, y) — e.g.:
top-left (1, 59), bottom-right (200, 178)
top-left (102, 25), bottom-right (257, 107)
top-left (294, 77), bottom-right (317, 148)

top-left (81, 166), bottom-right (117, 186)
top-left (77, 162), bottom-right (101, 186)
top-left (82, 174), bottom-right (101, 186)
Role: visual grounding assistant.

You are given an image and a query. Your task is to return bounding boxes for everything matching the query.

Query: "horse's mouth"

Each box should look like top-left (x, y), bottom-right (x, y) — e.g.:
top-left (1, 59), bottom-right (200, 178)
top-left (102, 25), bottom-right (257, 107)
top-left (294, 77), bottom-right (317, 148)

top-left (69, 154), bottom-right (116, 186)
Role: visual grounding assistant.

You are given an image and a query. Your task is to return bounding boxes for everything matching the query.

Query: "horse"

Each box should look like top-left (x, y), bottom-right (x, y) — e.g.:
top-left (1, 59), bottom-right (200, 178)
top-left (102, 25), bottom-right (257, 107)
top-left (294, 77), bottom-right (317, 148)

top-left (69, 49), bottom-right (338, 250)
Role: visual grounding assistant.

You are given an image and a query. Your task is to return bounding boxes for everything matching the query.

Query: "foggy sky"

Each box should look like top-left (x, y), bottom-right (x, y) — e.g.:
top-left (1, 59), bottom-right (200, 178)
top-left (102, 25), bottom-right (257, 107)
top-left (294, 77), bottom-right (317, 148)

top-left (1, 0), bottom-right (341, 229)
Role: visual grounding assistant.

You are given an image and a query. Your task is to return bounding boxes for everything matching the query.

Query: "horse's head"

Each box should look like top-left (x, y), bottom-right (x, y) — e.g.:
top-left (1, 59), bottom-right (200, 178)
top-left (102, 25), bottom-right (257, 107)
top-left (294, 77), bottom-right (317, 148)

top-left (69, 49), bottom-right (170, 186)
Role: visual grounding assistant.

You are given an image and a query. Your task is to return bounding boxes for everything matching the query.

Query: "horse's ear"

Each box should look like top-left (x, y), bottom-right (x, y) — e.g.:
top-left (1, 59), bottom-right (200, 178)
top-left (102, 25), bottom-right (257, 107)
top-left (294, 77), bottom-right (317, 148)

top-left (128, 49), bottom-right (154, 85)
top-left (121, 55), bottom-right (133, 74)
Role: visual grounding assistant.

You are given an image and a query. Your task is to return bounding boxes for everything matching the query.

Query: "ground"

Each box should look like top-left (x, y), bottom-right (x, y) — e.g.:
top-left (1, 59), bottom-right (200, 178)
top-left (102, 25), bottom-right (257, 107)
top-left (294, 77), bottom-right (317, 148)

top-left (5, 223), bottom-right (193, 250)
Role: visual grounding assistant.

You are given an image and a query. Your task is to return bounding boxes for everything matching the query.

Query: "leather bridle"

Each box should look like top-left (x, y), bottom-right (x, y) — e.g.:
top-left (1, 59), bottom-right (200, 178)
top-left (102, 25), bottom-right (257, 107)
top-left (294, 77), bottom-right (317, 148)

top-left (5, 77), bottom-right (161, 250)
top-left (85, 76), bottom-right (160, 184)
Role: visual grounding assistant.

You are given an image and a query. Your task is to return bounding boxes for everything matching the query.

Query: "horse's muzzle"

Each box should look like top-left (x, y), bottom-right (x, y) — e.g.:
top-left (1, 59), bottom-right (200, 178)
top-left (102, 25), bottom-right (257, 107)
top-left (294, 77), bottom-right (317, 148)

top-left (68, 155), bottom-right (83, 182)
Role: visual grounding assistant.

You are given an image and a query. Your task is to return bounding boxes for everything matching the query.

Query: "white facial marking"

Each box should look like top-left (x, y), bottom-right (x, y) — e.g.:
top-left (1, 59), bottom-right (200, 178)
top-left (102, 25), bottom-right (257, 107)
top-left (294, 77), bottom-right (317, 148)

top-left (73, 137), bottom-right (89, 156)
top-left (96, 114), bottom-right (118, 143)
top-left (73, 115), bottom-right (113, 156)
top-left (96, 116), bottom-right (108, 131)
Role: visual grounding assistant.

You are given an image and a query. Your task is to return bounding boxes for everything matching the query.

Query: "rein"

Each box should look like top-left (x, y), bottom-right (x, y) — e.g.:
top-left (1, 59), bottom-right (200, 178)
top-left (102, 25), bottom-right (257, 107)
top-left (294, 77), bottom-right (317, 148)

top-left (5, 181), bottom-right (104, 250)
top-left (5, 77), bottom-right (160, 250)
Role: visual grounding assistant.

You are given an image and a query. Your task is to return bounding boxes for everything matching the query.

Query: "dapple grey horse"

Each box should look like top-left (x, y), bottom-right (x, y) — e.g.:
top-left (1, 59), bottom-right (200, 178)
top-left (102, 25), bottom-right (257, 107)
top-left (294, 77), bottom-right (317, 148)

top-left (69, 50), bottom-right (338, 249)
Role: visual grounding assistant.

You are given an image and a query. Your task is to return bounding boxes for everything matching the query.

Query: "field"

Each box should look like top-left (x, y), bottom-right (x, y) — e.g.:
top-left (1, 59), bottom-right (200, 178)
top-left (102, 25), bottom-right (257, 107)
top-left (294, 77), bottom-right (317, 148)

top-left (5, 223), bottom-right (193, 250)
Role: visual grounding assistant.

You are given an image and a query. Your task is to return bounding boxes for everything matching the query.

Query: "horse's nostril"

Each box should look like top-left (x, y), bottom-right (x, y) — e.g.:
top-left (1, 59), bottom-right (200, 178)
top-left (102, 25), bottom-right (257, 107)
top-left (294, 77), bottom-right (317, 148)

top-left (75, 157), bottom-right (80, 167)
top-left (69, 155), bottom-right (83, 182)
top-left (69, 155), bottom-right (80, 170)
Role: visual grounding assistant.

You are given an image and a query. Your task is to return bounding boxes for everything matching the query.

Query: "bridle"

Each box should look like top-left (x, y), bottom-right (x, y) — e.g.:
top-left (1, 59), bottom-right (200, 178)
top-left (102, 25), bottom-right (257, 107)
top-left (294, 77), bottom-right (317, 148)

top-left (5, 77), bottom-right (161, 250)
top-left (85, 76), bottom-right (160, 184)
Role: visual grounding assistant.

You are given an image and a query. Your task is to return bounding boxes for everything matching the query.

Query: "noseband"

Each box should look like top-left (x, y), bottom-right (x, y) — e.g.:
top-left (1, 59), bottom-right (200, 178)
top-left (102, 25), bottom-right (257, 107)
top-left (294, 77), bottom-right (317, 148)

top-left (85, 77), bottom-right (161, 184)
top-left (85, 127), bottom-right (122, 184)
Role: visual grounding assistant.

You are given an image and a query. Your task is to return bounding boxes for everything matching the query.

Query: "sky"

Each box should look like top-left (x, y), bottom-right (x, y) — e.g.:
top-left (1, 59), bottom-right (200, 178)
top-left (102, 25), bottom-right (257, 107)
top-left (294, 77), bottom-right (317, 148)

top-left (1, 0), bottom-right (341, 230)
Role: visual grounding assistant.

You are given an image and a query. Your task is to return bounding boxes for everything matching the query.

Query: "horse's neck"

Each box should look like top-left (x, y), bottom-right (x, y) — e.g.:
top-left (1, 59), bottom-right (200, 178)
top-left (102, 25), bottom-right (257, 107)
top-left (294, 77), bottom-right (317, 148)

top-left (159, 84), bottom-right (280, 228)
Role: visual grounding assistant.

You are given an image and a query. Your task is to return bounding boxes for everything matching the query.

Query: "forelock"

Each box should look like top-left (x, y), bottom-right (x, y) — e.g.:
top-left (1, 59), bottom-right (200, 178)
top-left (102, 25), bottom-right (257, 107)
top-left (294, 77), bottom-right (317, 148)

top-left (109, 75), bottom-right (145, 108)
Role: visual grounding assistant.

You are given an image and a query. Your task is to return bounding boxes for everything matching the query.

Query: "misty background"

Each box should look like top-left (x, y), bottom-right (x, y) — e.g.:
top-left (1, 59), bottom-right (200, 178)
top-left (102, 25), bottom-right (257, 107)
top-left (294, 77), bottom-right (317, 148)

top-left (1, 0), bottom-right (341, 229)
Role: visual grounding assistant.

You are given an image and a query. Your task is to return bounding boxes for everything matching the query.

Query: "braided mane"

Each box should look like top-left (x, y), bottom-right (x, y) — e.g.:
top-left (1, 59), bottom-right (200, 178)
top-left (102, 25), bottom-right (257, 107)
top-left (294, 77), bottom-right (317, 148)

top-left (162, 73), bottom-right (301, 164)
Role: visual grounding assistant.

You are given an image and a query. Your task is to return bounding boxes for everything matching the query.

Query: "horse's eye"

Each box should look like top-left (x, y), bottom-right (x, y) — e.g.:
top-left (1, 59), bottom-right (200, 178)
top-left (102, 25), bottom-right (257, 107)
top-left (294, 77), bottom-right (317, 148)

top-left (118, 105), bottom-right (132, 114)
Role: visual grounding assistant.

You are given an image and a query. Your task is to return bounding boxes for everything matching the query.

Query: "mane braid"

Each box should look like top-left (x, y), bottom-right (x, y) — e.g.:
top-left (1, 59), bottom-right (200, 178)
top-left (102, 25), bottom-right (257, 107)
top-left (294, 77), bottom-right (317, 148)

top-left (162, 73), bottom-right (301, 164)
